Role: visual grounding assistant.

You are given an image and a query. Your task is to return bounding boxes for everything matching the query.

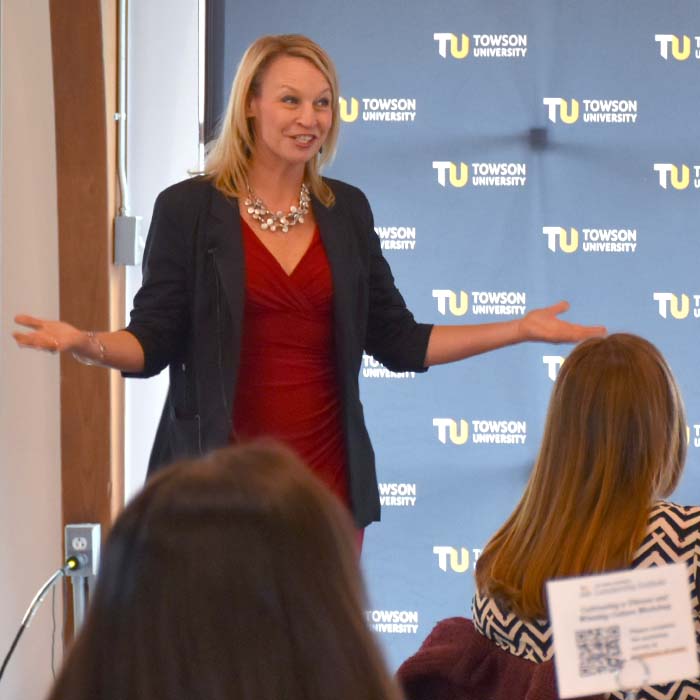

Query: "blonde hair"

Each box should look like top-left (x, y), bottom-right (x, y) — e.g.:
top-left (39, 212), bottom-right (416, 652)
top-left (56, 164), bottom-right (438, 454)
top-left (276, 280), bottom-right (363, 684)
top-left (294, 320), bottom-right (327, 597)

top-left (205, 34), bottom-right (340, 207)
top-left (476, 333), bottom-right (686, 619)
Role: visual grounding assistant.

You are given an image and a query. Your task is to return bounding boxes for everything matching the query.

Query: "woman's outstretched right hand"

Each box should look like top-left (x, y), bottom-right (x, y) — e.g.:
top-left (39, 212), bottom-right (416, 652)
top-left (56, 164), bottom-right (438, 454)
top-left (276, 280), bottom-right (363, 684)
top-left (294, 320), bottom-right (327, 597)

top-left (13, 315), bottom-right (146, 372)
top-left (13, 314), bottom-right (87, 354)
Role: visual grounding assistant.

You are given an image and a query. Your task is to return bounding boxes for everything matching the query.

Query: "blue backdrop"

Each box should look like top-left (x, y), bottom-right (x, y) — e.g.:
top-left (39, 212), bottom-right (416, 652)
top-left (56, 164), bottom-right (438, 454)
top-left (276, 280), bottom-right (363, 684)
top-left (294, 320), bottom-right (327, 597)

top-left (209, 0), bottom-right (700, 669)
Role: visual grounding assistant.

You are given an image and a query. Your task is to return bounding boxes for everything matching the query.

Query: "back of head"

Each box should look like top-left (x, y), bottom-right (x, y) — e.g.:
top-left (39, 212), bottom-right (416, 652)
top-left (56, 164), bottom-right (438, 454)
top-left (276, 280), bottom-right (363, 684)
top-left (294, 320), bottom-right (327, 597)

top-left (476, 333), bottom-right (686, 618)
top-left (48, 441), bottom-right (400, 700)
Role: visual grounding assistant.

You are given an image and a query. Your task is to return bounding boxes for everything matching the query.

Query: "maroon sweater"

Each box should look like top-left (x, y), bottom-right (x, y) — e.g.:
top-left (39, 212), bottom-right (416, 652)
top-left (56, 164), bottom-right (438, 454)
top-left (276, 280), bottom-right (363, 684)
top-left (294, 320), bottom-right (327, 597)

top-left (397, 617), bottom-right (605, 700)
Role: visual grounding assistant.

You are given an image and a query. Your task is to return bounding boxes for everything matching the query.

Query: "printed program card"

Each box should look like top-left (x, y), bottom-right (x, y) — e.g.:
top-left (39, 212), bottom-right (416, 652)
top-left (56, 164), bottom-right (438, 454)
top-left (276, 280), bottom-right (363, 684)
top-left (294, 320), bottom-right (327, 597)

top-left (546, 563), bottom-right (699, 698)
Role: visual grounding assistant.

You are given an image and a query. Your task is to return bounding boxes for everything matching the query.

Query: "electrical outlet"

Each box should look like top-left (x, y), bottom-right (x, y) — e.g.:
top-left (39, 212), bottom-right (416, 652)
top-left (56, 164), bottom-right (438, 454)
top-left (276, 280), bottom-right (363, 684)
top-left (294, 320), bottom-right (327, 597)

top-left (65, 524), bottom-right (101, 577)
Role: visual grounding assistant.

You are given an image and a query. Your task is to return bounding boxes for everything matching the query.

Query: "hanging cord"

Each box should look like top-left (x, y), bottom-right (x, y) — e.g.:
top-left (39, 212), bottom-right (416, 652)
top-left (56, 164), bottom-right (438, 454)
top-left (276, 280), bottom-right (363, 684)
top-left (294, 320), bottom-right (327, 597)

top-left (0, 557), bottom-right (83, 683)
top-left (51, 584), bottom-right (58, 679)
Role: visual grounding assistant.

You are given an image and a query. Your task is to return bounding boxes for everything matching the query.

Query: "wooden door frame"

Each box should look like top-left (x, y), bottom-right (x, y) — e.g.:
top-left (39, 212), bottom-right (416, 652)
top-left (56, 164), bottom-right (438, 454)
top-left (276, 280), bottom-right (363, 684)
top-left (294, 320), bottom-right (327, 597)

top-left (49, 0), bottom-right (123, 643)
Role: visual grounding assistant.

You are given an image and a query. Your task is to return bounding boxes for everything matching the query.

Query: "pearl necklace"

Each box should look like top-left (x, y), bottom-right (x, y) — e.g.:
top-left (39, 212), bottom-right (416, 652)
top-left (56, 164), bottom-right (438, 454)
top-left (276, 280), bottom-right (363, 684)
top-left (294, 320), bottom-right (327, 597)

top-left (244, 183), bottom-right (310, 233)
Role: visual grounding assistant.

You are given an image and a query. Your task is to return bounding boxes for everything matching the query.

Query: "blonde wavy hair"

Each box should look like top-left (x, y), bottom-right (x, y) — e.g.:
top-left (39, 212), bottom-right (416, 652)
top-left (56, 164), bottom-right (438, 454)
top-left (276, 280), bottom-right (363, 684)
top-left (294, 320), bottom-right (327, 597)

top-left (205, 34), bottom-right (340, 207)
top-left (475, 333), bottom-right (687, 619)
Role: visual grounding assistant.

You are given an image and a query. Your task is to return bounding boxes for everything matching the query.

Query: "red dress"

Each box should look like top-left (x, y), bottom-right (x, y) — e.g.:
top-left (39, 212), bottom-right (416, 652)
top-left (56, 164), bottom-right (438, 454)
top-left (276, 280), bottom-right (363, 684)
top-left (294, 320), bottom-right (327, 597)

top-left (232, 218), bottom-right (350, 507)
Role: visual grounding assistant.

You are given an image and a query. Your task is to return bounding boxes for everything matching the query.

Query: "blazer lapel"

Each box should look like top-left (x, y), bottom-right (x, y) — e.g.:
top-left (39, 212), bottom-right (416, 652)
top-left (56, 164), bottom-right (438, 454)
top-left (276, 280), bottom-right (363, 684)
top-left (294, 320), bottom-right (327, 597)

top-left (206, 187), bottom-right (245, 328)
top-left (315, 195), bottom-right (356, 371)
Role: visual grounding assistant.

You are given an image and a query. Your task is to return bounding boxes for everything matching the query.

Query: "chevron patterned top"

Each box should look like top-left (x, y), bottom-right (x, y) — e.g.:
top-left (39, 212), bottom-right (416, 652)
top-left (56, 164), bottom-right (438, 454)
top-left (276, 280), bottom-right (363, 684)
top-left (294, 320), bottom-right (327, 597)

top-left (472, 501), bottom-right (700, 700)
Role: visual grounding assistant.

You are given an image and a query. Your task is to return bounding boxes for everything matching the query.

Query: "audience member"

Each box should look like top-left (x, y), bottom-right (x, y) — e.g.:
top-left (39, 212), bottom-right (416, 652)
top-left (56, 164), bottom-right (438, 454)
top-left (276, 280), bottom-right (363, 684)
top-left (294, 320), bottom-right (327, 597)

top-left (400, 334), bottom-right (698, 700)
top-left (47, 441), bottom-right (403, 700)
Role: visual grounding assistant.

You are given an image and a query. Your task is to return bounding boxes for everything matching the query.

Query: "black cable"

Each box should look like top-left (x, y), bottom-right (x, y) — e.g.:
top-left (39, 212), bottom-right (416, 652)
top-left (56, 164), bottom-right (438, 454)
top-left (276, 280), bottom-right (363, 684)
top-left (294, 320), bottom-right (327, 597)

top-left (0, 626), bottom-right (25, 682)
top-left (51, 584), bottom-right (57, 679)
top-left (62, 566), bottom-right (68, 657)
top-left (0, 560), bottom-right (77, 684)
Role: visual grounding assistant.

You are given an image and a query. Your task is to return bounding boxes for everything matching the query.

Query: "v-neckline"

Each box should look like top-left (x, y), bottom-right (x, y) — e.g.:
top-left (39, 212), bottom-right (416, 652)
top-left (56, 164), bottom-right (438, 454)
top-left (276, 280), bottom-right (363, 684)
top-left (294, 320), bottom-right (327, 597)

top-left (241, 218), bottom-right (318, 278)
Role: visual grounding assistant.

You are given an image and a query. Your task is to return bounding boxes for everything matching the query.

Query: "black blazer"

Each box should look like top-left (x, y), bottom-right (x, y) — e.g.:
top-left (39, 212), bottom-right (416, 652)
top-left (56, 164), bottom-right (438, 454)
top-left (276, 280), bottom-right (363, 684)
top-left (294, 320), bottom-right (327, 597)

top-left (125, 176), bottom-right (432, 527)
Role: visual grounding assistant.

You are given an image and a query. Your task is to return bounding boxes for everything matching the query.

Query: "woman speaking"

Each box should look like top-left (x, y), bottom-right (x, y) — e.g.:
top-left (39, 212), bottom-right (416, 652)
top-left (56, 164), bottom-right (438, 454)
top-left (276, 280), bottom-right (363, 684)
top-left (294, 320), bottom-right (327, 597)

top-left (13, 34), bottom-right (604, 529)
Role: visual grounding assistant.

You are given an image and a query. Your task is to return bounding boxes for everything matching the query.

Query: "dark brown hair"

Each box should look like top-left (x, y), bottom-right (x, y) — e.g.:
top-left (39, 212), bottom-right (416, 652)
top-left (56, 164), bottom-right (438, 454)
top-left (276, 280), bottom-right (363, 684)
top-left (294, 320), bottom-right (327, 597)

top-left (48, 441), bottom-right (401, 700)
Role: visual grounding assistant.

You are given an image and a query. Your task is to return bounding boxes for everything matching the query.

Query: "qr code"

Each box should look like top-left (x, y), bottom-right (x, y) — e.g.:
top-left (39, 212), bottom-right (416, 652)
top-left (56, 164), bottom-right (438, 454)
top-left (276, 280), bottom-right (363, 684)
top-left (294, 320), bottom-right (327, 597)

top-left (575, 625), bottom-right (623, 677)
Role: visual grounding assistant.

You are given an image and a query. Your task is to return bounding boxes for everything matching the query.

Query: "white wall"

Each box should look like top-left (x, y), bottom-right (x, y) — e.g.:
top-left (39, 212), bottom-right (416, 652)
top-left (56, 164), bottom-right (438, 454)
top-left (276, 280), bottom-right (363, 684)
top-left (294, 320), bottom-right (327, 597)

top-left (0, 1), bottom-right (63, 697)
top-left (124, 0), bottom-right (200, 501)
top-left (0, 1), bottom-right (199, 694)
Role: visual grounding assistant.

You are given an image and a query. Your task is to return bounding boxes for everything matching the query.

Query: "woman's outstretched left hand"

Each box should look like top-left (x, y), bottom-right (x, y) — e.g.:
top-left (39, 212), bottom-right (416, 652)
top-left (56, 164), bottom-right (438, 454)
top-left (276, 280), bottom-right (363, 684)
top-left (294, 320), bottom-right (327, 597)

top-left (519, 301), bottom-right (606, 343)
